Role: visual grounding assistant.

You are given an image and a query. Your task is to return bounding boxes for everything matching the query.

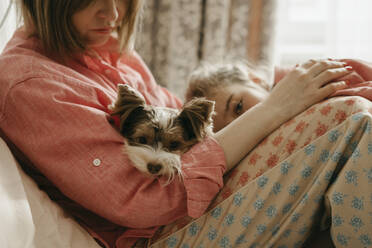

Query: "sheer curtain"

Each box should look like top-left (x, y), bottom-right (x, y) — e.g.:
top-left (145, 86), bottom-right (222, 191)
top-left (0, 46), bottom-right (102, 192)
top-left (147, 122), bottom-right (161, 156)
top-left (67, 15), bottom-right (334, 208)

top-left (275, 0), bottom-right (372, 66)
top-left (0, 0), bottom-right (17, 53)
top-left (136, 0), bottom-right (277, 99)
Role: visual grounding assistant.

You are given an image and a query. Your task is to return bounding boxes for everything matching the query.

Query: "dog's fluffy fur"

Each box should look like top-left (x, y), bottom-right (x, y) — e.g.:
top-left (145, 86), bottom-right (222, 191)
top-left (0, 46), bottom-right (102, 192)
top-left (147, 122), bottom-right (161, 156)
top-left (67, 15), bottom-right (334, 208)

top-left (109, 84), bottom-right (214, 183)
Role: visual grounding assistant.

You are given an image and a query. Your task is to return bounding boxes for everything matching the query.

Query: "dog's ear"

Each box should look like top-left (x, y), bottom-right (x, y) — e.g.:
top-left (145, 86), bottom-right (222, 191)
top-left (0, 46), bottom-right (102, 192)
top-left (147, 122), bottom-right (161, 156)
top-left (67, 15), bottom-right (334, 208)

top-left (109, 84), bottom-right (146, 131)
top-left (177, 98), bottom-right (215, 141)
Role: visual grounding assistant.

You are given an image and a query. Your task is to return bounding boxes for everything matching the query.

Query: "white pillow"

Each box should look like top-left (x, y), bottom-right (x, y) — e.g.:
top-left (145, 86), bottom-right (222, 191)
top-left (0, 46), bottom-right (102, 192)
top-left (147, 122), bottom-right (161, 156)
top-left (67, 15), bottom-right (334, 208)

top-left (0, 138), bottom-right (101, 248)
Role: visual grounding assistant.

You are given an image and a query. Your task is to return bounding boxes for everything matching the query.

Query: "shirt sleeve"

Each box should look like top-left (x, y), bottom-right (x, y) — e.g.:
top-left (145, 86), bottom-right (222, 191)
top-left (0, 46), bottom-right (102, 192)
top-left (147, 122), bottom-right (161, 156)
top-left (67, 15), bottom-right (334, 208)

top-left (1, 76), bottom-right (226, 229)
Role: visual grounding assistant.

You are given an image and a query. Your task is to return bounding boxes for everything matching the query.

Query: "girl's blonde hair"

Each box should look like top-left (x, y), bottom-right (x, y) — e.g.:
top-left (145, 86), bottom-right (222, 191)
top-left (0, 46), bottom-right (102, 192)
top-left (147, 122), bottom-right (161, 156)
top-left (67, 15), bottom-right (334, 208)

top-left (185, 59), bottom-right (270, 101)
top-left (19, 0), bottom-right (143, 58)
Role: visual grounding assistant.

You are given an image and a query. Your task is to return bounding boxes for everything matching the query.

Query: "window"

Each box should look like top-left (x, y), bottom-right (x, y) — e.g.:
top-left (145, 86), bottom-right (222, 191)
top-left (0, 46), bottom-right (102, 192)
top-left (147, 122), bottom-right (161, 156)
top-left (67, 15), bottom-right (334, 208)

top-left (275, 0), bottom-right (372, 66)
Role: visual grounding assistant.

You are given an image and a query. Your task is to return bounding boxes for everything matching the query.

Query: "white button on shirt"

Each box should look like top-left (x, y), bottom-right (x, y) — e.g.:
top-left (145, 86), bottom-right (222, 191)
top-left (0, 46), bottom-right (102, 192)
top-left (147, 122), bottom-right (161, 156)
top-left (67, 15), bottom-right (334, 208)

top-left (93, 158), bottom-right (101, 167)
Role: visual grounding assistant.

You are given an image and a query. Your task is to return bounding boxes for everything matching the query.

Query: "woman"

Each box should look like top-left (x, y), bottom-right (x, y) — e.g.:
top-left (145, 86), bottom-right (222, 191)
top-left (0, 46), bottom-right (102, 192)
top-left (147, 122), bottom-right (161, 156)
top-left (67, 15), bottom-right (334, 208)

top-left (0, 0), bottom-right (357, 247)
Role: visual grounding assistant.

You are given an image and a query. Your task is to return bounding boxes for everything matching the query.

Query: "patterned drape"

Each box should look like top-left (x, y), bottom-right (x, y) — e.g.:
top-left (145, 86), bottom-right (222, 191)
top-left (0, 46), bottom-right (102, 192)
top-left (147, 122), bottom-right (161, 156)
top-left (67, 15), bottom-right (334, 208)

top-left (136, 0), bottom-right (277, 99)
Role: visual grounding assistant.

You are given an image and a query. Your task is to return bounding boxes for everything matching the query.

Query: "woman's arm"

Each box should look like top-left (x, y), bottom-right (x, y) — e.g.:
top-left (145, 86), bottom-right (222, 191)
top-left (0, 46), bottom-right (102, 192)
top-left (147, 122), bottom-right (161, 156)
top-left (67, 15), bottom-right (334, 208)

top-left (215, 59), bottom-right (353, 171)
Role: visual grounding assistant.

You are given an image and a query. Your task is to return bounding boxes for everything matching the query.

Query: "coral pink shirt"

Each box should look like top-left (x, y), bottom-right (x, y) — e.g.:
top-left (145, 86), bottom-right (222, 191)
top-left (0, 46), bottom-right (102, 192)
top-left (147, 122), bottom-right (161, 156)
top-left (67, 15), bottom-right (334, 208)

top-left (0, 28), bottom-right (226, 248)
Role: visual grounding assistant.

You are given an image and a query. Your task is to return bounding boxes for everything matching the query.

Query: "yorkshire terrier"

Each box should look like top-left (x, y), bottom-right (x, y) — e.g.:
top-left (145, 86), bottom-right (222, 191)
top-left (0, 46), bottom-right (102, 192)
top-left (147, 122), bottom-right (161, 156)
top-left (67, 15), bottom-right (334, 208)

top-left (109, 84), bottom-right (215, 183)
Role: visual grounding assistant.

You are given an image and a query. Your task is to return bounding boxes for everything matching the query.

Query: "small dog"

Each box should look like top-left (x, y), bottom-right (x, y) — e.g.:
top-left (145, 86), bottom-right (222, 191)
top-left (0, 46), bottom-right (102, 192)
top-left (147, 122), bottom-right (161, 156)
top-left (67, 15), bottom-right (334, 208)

top-left (109, 84), bottom-right (215, 183)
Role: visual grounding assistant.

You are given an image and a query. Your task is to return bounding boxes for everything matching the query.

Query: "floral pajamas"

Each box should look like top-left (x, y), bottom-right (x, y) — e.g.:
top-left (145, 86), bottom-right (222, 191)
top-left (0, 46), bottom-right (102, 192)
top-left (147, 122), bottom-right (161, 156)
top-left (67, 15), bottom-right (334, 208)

top-left (149, 96), bottom-right (372, 248)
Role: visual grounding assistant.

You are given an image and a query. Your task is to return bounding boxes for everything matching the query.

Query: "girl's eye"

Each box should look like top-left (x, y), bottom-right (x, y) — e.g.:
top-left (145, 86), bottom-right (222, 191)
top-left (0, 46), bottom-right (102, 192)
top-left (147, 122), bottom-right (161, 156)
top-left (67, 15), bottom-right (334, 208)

top-left (234, 99), bottom-right (243, 115)
top-left (169, 141), bottom-right (181, 151)
top-left (137, 137), bottom-right (147, 144)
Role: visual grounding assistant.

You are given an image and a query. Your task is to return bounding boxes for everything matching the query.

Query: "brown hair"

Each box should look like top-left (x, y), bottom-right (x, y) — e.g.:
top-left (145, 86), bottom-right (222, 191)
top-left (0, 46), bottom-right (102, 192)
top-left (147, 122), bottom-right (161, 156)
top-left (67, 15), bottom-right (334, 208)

top-left (19, 0), bottom-right (143, 58)
top-left (185, 60), bottom-right (270, 101)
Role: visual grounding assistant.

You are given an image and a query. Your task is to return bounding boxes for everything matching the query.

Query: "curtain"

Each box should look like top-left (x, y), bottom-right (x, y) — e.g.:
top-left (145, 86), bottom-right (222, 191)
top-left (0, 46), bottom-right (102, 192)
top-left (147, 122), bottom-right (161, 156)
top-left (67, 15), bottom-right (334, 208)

top-left (0, 0), bottom-right (17, 53)
top-left (136, 0), bottom-right (277, 99)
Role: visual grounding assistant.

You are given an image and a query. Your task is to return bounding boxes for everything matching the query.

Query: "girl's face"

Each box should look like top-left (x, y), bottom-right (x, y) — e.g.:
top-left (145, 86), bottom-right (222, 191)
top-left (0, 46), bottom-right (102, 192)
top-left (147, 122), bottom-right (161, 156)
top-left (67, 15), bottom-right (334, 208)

top-left (72, 0), bottom-right (127, 48)
top-left (211, 83), bottom-right (269, 132)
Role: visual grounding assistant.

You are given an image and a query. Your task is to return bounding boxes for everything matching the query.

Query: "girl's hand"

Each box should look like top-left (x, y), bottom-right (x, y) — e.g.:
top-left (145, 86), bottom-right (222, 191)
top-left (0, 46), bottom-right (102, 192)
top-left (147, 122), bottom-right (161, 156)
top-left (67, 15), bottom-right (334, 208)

top-left (265, 59), bottom-right (353, 118)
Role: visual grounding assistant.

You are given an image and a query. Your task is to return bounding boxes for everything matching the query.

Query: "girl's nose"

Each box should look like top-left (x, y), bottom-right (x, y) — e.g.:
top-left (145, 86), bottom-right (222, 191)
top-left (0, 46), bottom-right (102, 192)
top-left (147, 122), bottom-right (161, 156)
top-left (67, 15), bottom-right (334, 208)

top-left (97, 0), bottom-right (119, 24)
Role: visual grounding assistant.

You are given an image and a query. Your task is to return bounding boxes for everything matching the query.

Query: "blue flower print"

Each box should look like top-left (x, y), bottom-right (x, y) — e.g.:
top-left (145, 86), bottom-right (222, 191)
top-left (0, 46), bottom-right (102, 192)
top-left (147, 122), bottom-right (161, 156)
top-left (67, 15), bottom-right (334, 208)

top-left (351, 196), bottom-right (364, 210)
top-left (304, 144), bottom-right (316, 155)
top-left (328, 130), bottom-right (341, 142)
top-left (188, 223), bottom-right (199, 236)
top-left (345, 131), bottom-right (355, 144)
top-left (299, 225), bottom-right (308, 235)
top-left (219, 236), bottom-right (231, 248)
top-left (368, 142), bottom-right (372, 155)
top-left (181, 244), bottom-right (190, 248)
top-left (256, 224), bottom-right (267, 235)
top-left (266, 205), bottom-right (277, 218)
top-left (291, 213), bottom-right (302, 223)
top-left (318, 149), bottom-right (330, 163)
top-left (211, 207), bottom-right (222, 219)
top-left (333, 215), bottom-right (344, 227)
top-left (235, 234), bottom-right (247, 245)
top-left (336, 233), bottom-right (349, 246)
top-left (324, 170), bottom-right (333, 182)
top-left (283, 229), bottom-right (292, 238)
top-left (208, 227), bottom-right (217, 241)
top-left (301, 165), bottom-right (312, 179)
top-left (359, 234), bottom-right (372, 246)
top-left (272, 182), bottom-right (282, 195)
top-left (271, 224), bottom-right (280, 236)
top-left (363, 120), bottom-right (372, 133)
top-left (280, 162), bottom-right (293, 175)
top-left (364, 168), bottom-right (372, 183)
top-left (224, 214), bottom-right (235, 226)
top-left (282, 203), bottom-right (292, 215)
top-left (288, 183), bottom-right (299, 196)
top-left (345, 170), bottom-right (358, 186)
top-left (331, 151), bottom-right (342, 162)
top-left (166, 236), bottom-right (178, 248)
top-left (257, 176), bottom-right (269, 188)
top-left (352, 112), bottom-right (364, 121)
top-left (241, 213), bottom-right (252, 228)
top-left (332, 192), bottom-right (347, 205)
top-left (254, 198), bottom-right (265, 211)
top-left (233, 192), bottom-right (244, 206)
top-left (350, 147), bottom-right (361, 162)
top-left (350, 216), bottom-right (364, 232)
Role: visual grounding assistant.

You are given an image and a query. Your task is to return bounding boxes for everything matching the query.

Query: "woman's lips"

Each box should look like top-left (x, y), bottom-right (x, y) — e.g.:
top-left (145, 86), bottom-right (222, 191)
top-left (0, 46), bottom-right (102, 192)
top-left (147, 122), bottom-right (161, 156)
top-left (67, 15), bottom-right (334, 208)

top-left (91, 27), bottom-right (113, 34)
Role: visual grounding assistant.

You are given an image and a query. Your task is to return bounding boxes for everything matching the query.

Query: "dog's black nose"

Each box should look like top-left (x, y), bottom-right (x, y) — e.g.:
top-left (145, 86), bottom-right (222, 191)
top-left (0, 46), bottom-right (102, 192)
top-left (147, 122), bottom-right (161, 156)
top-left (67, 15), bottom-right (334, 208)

top-left (147, 163), bottom-right (162, 174)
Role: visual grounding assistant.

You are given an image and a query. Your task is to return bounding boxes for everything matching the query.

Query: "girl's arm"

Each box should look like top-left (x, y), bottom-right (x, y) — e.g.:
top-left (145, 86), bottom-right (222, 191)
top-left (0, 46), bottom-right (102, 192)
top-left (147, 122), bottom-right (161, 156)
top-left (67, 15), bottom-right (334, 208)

top-left (215, 59), bottom-right (353, 171)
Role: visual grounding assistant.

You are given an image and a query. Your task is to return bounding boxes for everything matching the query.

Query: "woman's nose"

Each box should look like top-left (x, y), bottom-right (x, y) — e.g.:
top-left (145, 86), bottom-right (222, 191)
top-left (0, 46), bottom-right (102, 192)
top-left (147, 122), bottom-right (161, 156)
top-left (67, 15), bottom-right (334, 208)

top-left (97, 0), bottom-right (119, 24)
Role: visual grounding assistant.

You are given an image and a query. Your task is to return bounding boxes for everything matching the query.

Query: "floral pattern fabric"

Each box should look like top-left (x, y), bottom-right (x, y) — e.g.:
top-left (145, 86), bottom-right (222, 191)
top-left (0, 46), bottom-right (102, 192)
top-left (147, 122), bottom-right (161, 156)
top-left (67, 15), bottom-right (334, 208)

top-left (148, 96), bottom-right (372, 248)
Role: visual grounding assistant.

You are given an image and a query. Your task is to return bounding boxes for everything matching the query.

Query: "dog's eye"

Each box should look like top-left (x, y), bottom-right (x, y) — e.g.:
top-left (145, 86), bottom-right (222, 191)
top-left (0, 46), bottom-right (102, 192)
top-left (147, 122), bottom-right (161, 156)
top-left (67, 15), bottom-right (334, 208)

top-left (137, 136), bottom-right (148, 144)
top-left (169, 141), bottom-right (181, 151)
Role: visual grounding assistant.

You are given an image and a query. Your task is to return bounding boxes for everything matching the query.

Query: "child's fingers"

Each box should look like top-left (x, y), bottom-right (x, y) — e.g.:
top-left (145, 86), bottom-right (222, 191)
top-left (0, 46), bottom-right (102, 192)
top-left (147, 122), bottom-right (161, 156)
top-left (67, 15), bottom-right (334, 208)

top-left (319, 81), bottom-right (348, 98)
top-left (315, 66), bottom-right (353, 87)
top-left (308, 60), bottom-right (347, 77)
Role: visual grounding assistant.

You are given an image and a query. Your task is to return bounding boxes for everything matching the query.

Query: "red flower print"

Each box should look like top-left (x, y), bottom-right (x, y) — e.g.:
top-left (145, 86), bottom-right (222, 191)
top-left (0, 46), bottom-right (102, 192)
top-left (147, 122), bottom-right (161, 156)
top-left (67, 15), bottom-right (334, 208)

top-left (345, 99), bottom-right (355, 106)
top-left (286, 139), bottom-right (297, 154)
top-left (284, 118), bottom-right (296, 127)
top-left (266, 153), bottom-right (279, 168)
top-left (272, 134), bottom-right (284, 147)
top-left (334, 110), bottom-right (347, 124)
top-left (305, 106), bottom-right (316, 116)
top-left (295, 121), bottom-right (309, 133)
top-left (222, 187), bottom-right (232, 200)
top-left (315, 122), bottom-right (328, 137)
top-left (302, 137), bottom-right (312, 148)
top-left (255, 169), bottom-right (264, 179)
top-left (320, 105), bottom-right (332, 116)
top-left (248, 152), bottom-right (262, 166)
top-left (238, 172), bottom-right (250, 186)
